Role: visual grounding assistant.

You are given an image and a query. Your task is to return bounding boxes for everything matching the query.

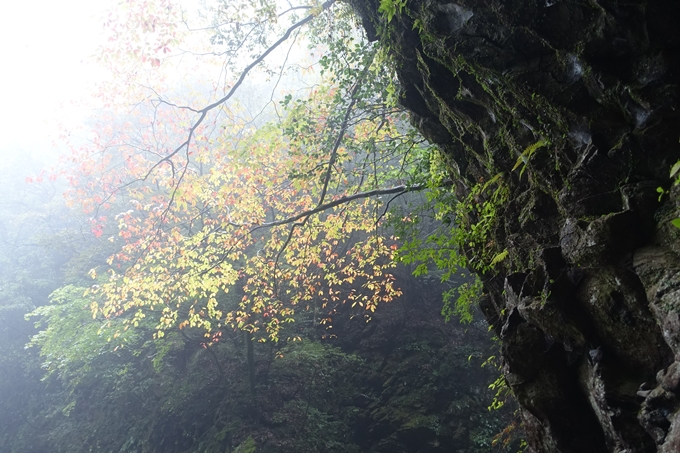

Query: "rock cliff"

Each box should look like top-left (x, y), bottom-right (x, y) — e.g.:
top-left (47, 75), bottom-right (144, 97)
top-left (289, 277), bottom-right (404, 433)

top-left (350, 0), bottom-right (680, 451)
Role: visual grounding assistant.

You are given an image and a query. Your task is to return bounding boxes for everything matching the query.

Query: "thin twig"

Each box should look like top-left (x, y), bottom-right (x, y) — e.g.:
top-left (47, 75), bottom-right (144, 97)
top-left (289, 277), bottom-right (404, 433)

top-left (91, 0), bottom-right (337, 218)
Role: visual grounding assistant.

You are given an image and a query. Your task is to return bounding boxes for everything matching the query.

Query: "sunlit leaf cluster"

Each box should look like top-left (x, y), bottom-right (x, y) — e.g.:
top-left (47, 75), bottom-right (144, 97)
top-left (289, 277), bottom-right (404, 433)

top-left (63, 1), bottom-right (429, 342)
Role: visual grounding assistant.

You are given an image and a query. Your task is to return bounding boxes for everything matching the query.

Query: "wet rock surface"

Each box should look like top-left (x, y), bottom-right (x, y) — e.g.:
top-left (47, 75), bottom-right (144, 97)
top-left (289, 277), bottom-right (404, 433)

top-left (350, 0), bottom-right (680, 451)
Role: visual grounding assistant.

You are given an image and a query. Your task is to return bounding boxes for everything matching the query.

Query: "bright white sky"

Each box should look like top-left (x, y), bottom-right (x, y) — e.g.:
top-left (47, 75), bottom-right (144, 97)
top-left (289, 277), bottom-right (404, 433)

top-left (0, 0), bottom-right (317, 172)
top-left (0, 0), bottom-right (112, 163)
top-left (0, 0), bottom-right (308, 161)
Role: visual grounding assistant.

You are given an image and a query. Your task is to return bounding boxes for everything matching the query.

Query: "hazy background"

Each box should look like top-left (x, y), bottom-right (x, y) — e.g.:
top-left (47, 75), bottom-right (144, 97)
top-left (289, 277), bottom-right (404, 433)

top-left (0, 0), bottom-right (110, 164)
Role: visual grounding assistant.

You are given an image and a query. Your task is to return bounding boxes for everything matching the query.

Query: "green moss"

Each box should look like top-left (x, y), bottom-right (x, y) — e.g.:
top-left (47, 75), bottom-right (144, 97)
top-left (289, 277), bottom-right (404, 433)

top-left (232, 437), bottom-right (256, 453)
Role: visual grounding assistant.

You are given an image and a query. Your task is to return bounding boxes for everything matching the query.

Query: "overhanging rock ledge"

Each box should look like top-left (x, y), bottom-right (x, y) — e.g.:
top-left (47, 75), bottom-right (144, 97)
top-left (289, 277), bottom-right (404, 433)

top-left (348, 1), bottom-right (680, 451)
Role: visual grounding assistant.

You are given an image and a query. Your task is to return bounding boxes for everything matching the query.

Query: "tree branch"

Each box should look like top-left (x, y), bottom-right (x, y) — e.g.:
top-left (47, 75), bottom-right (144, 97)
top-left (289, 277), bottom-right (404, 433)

top-left (92, 0), bottom-right (337, 215)
top-left (251, 182), bottom-right (437, 232)
top-left (158, 0), bottom-right (336, 171)
top-left (317, 79), bottom-right (363, 207)
top-left (190, 181), bottom-right (441, 282)
top-left (198, 0), bottom-right (335, 114)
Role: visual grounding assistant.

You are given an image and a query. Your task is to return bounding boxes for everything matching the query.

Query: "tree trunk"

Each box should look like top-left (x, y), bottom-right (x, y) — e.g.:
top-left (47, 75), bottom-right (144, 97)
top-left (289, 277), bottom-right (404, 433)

top-left (246, 332), bottom-right (256, 403)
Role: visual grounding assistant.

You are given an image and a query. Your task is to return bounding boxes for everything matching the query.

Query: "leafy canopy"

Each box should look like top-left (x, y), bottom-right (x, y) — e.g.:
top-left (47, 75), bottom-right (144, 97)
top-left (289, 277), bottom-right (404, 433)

top-left (61, 0), bottom-right (436, 343)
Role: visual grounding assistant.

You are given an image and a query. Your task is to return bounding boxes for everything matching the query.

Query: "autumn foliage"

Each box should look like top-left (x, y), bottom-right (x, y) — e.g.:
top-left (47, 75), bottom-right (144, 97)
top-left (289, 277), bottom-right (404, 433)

top-left (61, 0), bottom-right (430, 342)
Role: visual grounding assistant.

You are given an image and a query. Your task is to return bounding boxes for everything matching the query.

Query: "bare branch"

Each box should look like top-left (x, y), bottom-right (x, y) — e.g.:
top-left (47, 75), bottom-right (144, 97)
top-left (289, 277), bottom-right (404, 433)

top-left (272, 216), bottom-right (309, 296)
top-left (279, 5), bottom-right (315, 17)
top-left (317, 80), bottom-right (363, 207)
top-left (375, 192), bottom-right (405, 226)
top-left (198, 0), bottom-right (335, 115)
top-left (251, 182), bottom-right (437, 232)
top-left (111, 0), bottom-right (337, 194)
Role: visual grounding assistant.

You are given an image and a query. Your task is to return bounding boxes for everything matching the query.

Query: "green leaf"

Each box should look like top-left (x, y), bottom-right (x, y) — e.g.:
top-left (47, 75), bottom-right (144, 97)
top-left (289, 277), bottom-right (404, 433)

top-left (489, 249), bottom-right (508, 267)
top-left (670, 160), bottom-right (680, 180)
top-left (512, 139), bottom-right (550, 175)
top-left (671, 218), bottom-right (680, 229)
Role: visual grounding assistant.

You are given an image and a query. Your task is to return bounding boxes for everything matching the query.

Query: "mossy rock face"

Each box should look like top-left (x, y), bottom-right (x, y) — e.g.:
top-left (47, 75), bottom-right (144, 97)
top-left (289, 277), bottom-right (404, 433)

top-left (350, 0), bottom-right (680, 451)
